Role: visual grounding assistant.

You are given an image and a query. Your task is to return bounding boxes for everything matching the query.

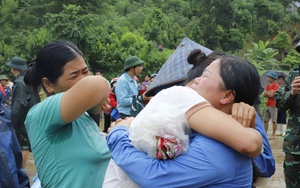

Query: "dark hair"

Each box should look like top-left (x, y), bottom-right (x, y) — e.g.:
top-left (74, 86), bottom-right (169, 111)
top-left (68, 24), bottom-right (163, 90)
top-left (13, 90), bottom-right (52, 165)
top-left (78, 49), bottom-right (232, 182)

top-left (24, 40), bottom-right (83, 88)
top-left (186, 49), bottom-right (224, 83)
top-left (219, 55), bottom-right (260, 106)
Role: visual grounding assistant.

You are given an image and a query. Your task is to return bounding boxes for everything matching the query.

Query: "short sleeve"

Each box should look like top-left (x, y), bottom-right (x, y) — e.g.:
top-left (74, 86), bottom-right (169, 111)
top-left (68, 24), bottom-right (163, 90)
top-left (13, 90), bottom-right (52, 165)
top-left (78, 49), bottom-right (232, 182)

top-left (26, 93), bottom-right (65, 133)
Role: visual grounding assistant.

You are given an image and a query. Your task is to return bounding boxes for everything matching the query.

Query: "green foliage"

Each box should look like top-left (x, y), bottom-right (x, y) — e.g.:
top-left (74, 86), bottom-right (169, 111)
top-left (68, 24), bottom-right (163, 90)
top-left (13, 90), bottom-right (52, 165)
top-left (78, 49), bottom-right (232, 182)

top-left (0, 0), bottom-right (300, 79)
top-left (245, 40), bottom-right (279, 71)
top-left (283, 49), bottom-right (300, 69)
top-left (272, 31), bottom-right (291, 50)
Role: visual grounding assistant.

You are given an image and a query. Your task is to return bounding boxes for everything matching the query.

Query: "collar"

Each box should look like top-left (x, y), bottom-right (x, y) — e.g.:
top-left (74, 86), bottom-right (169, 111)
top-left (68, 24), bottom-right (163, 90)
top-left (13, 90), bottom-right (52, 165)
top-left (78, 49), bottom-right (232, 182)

top-left (124, 72), bottom-right (135, 82)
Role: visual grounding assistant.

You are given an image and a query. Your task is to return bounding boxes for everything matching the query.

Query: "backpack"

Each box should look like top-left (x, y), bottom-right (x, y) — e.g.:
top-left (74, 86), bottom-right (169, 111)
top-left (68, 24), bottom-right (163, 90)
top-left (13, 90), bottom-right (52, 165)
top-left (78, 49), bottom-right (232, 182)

top-left (130, 95), bottom-right (145, 117)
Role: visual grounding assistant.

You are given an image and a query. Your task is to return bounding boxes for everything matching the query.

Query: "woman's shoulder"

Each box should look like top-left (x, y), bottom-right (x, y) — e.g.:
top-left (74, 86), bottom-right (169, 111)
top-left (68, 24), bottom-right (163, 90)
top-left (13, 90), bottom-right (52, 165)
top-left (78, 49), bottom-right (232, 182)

top-left (26, 93), bottom-right (65, 130)
top-left (161, 86), bottom-right (203, 99)
top-left (29, 93), bottom-right (64, 115)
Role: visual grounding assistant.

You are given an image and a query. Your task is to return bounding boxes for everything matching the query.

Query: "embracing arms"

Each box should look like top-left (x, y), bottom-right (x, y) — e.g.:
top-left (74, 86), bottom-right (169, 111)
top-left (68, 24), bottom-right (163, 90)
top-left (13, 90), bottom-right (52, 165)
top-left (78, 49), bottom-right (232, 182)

top-left (188, 104), bottom-right (262, 158)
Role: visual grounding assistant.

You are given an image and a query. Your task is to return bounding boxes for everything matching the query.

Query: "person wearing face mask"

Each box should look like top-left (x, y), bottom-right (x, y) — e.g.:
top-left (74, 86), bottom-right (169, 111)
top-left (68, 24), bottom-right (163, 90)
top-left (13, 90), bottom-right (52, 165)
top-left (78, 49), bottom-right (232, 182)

top-left (105, 53), bottom-right (264, 187)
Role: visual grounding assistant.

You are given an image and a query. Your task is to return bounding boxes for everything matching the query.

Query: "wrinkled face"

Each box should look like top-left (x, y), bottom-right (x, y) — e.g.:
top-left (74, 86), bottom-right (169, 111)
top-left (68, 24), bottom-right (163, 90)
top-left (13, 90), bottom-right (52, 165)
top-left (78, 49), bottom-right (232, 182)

top-left (46, 56), bottom-right (90, 94)
top-left (190, 59), bottom-right (226, 108)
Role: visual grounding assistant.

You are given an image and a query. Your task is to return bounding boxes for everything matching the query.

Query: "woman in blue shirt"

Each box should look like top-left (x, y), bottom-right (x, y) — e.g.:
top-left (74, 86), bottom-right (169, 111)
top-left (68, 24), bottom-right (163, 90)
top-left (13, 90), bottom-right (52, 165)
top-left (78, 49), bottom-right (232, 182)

top-left (107, 54), bottom-right (265, 187)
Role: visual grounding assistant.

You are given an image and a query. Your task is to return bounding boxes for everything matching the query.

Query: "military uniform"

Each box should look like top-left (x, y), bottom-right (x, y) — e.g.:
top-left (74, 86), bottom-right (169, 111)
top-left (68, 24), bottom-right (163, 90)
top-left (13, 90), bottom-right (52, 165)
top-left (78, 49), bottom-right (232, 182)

top-left (276, 68), bottom-right (300, 188)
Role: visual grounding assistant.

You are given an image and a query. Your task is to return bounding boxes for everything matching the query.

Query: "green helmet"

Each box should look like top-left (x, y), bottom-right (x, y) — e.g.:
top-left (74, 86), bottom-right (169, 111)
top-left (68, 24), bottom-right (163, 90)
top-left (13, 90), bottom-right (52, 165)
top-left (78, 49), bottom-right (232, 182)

top-left (0, 75), bottom-right (8, 80)
top-left (124, 56), bottom-right (144, 71)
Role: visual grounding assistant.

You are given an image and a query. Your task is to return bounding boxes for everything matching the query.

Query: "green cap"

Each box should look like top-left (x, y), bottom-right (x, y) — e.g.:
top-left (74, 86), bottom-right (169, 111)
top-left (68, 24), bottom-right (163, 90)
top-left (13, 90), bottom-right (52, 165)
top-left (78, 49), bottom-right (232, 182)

top-left (124, 56), bottom-right (144, 71)
top-left (0, 75), bottom-right (8, 80)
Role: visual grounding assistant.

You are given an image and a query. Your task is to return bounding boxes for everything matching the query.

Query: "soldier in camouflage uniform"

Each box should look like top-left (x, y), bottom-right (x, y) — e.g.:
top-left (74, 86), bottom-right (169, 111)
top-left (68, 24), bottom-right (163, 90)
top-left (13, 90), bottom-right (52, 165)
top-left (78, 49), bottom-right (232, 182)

top-left (276, 68), bottom-right (300, 188)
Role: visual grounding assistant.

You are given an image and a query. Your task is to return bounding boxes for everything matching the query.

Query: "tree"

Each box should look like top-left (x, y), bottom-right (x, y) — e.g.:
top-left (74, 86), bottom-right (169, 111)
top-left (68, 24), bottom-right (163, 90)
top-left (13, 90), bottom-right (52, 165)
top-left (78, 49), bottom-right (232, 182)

top-left (220, 28), bottom-right (245, 52)
top-left (283, 49), bottom-right (300, 70)
top-left (142, 8), bottom-right (173, 47)
top-left (272, 31), bottom-right (291, 61)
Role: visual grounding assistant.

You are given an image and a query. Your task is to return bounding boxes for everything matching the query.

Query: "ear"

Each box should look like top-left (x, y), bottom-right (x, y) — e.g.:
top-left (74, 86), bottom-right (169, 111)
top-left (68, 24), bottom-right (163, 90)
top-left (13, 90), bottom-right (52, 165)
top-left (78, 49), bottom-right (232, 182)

top-left (42, 77), bottom-right (54, 94)
top-left (220, 90), bottom-right (235, 105)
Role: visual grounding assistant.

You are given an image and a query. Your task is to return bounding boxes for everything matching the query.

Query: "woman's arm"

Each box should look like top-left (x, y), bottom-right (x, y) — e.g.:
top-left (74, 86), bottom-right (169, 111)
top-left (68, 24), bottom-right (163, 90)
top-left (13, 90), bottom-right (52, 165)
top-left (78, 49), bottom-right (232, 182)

top-left (60, 76), bottom-right (110, 123)
top-left (188, 106), bottom-right (262, 158)
top-left (107, 126), bottom-right (241, 188)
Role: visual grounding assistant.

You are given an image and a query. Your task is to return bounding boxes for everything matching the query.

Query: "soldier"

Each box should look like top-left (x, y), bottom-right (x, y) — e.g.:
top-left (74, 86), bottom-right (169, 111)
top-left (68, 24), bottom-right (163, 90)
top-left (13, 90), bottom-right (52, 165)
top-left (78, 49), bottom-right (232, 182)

top-left (276, 43), bottom-right (300, 187)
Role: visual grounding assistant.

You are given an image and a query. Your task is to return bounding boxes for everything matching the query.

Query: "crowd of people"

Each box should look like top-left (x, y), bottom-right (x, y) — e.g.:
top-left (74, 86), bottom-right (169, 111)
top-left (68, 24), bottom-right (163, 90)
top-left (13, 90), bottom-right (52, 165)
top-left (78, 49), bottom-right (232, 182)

top-left (1, 39), bottom-right (300, 188)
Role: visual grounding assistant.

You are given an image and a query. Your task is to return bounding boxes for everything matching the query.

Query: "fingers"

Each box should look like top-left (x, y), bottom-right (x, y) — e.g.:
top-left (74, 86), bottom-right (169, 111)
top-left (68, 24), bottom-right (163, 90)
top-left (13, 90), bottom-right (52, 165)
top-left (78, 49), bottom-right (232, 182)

top-left (243, 107), bottom-right (256, 128)
top-left (232, 102), bottom-right (256, 127)
top-left (108, 117), bottom-right (134, 132)
top-left (232, 103), bottom-right (244, 126)
top-left (291, 78), bottom-right (300, 96)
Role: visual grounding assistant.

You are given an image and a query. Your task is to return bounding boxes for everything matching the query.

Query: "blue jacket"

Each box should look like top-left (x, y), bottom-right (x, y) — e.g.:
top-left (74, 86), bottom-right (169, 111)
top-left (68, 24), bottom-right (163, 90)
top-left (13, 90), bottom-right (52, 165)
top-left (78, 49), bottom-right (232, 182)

top-left (253, 115), bottom-right (276, 177)
top-left (115, 72), bottom-right (138, 115)
top-left (0, 104), bottom-right (30, 188)
top-left (107, 114), bottom-right (275, 187)
top-left (108, 127), bottom-right (253, 187)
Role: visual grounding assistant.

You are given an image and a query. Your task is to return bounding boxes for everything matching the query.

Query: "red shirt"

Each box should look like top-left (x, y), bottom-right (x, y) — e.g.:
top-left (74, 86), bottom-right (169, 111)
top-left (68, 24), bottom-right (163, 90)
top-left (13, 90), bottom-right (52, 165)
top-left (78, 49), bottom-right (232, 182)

top-left (109, 91), bottom-right (117, 108)
top-left (265, 83), bottom-right (279, 107)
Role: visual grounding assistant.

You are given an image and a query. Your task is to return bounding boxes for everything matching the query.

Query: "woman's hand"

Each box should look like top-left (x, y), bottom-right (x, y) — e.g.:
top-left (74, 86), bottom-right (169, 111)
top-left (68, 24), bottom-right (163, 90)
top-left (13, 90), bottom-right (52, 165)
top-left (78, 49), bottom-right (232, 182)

top-left (108, 117), bottom-right (134, 133)
top-left (101, 98), bottom-right (112, 113)
top-left (231, 102), bottom-right (256, 128)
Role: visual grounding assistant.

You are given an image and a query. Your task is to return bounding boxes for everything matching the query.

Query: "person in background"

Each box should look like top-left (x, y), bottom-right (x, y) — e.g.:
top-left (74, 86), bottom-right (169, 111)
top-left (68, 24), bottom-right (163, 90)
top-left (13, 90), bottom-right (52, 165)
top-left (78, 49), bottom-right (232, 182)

top-left (24, 40), bottom-right (111, 187)
top-left (150, 73), bottom-right (157, 83)
top-left (109, 77), bottom-right (119, 123)
top-left (0, 75), bottom-right (13, 91)
top-left (141, 74), bottom-right (151, 91)
top-left (7, 57), bottom-right (40, 168)
top-left (263, 71), bottom-right (279, 140)
top-left (103, 77), bottom-right (118, 133)
top-left (0, 75), bottom-right (13, 92)
top-left (275, 75), bottom-right (287, 137)
top-left (95, 70), bottom-right (103, 76)
top-left (0, 75), bottom-right (12, 108)
top-left (115, 56), bottom-right (149, 118)
top-left (275, 63), bottom-right (300, 187)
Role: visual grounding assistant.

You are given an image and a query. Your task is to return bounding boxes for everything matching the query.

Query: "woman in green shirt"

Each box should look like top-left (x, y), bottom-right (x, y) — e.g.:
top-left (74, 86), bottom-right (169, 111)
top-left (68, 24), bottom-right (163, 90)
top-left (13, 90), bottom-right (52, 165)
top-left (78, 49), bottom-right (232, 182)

top-left (24, 40), bottom-right (111, 187)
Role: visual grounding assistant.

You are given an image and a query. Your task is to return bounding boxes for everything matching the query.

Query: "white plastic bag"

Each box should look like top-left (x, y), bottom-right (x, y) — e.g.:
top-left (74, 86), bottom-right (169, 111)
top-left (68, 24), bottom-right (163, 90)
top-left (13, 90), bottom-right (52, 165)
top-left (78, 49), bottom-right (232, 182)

top-left (129, 103), bottom-right (190, 159)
